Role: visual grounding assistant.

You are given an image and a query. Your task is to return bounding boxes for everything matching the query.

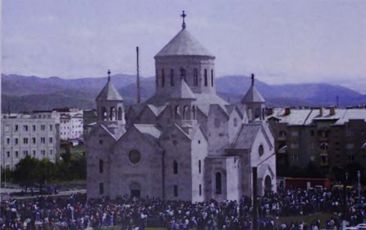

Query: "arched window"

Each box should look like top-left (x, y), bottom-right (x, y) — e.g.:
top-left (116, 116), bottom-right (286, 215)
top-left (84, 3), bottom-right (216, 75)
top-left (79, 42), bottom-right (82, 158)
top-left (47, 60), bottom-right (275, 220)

top-left (215, 172), bottom-right (222, 194)
top-left (161, 69), bottom-right (165, 87)
top-left (170, 69), bottom-right (175, 86)
top-left (192, 106), bottom-right (196, 120)
top-left (102, 107), bottom-right (107, 120)
top-left (180, 68), bottom-right (186, 81)
top-left (183, 105), bottom-right (190, 120)
top-left (198, 160), bottom-right (201, 173)
top-left (204, 69), bottom-right (208, 86)
top-left (175, 105), bottom-right (180, 118)
top-left (211, 69), bottom-right (214, 86)
top-left (99, 159), bottom-right (104, 173)
top-left (233, 118), bottom-right (238, 127)
top-left (173, 160), bottom-right (178, 174)
top-left (279, 130), bottom-right (287, 138)
top-left (194, 68), bottom-right (198, 86)
top-left (110, 107), bottom-right (116, 120)
top-left (118, 107), bottom-right (123, 120)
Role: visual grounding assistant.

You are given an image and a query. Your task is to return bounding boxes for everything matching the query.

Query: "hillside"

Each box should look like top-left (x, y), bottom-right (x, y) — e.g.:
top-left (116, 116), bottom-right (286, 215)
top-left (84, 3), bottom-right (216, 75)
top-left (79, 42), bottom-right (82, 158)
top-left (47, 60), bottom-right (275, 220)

top-left (2, 74), bottom-right (366, 112)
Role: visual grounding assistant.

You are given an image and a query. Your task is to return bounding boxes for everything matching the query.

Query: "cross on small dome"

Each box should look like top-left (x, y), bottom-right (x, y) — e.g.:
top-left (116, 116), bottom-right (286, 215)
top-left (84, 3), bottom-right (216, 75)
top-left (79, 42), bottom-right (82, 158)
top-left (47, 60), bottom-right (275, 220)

top-left (107, 69), bottom-right (111, 81)
top-left (181, 10), bottom-right (187, 29)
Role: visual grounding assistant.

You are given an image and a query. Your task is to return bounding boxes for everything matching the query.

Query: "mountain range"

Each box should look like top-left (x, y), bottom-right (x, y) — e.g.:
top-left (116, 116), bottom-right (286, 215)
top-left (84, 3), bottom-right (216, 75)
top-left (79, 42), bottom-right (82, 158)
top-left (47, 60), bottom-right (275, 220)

top-left (2, 74), bottom-right (366, 112)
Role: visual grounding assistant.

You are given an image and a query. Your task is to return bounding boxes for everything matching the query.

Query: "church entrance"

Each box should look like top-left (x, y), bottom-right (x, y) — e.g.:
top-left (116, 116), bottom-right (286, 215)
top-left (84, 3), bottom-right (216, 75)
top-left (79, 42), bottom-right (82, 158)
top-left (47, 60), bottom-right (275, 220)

top-left (130, 182), bottom-right (141, 198)
top-left (264, 175), bottom-right (272, 193)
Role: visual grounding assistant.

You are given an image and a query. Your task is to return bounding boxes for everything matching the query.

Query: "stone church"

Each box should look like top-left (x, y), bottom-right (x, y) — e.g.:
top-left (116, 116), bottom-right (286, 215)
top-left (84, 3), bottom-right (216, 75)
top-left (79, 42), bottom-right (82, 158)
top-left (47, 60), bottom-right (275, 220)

top-left (86, 13), bottom-right (276, 202)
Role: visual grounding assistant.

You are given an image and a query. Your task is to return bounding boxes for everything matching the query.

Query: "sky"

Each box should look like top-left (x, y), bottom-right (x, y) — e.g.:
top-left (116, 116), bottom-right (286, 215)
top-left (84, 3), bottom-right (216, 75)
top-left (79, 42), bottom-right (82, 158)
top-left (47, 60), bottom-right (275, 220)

top-left (2, 0), bottom-right (366, 93)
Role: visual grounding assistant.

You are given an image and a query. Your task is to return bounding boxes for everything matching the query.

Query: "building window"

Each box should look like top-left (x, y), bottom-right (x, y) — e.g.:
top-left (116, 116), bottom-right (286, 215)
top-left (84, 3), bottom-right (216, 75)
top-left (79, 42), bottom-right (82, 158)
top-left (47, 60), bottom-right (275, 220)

top-left (180, 68), bottom-right (186, 81)
top-left (50, 150), bottom-right (53, 155)
top-left (32, 125), bottom-right (36, 131)
top-left (233, 118), bottom-right (238, 127)
top-left (15, 125), bottom-right (18, 131)
top-left (23, 138), bottom-right (29, 144)
top-left (173, 160), bottom-right (178, 174)
top-left (204, 69), bottom-right (208, 86)
top-left (15, 151), bottom-right (18, 158)
top-left (50, 125), bottom-right (53, 131)
top-left (99, 159), bottom-right (104, 173)
top-left (41, 150), bottom-right (46, 156)
top-left (23, 125), bottom-right (28, 131)
top-left (194, 68), bottom-right (198, 86)
top-left (99, 183), bottom-right (104, 195)
top-left (199, 184), bottom-right (202, 196)
top-left (33, 151), bottom-right (36, 157)
top-left (258, 145), bottom-right (264, 156)
top-left (170, 69), bottom-right (174, 86)
top-left (161, 69), bottom-right (165, 87)
top-left (23, 150), bottom-right (28, 156)
top-left (41, 125), bottom-right (46, 131)
top-left (279, 130), bottom-right (286, 138)
top-left (211, 69), bottom-right (214, 86)
top-left (215, 172), bottom-right (222, 195)
top-left (173, 185), bottom-right (178, 197)
top-left (15, 138), bottom-right (18, 145)
top-left (6, 138), bottom-right (10, 145)
top-left (99, 140), bottom-right (103, 145)
top-left (198, 160), bottom-right (201, 174)
top-left (49, 137), bottom-right (53, 143)
top-left (41, 137), bottom-right (46, 144)
top-left (32, 138), bottom-right (36, 144)
top-left (6, 151), bottom-right (10, 158)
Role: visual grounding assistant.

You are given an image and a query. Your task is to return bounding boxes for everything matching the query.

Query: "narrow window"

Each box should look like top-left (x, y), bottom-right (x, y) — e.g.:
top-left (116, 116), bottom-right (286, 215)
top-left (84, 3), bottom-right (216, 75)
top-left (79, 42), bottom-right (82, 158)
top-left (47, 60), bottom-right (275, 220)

top-left (99, 183), bottom-right (104, 195)
top-left (204, 69), bottom-right (208, 86)
top-left (23, 138), bottom-right (28, 144)
top-left (23, 125), bottom-right (28, 131)
top-left (15, 151), bottom-right (18, 158)
top-left (15, 125), bottom-right (18, 131)
top-left (7, 152), bottom-right (10, 158)
top-left (199, 184), bottom-right (202, 196)
top-left (215, 172), bottom-right (222, 194)
top-left (211, 69), bottom-right (214, 86)
top-left (194, 68), bottom-right (198, 86)
top-left (180, 68), bottom-right (186, 81)
top-left (15, 138), bottom-right (18, 145)
top-left (198, 160), bottom-right (201, 174)
top-left (173, 160), bottom-right (178, 174)
top-left (161, 69), bottom-right (165, 87)
top-left (99, 159), bottom-right (104, 173)
top-left (174, 185), bottom-right (178, 197)
top-left (50, 125), bottom-right (53, 131)
top-left (170, 69), bottom-right (175, 86)
top-left (6, 138), bottom-right (10, 144)
top-left (156, 70), bottom-right (159, 87)
top-left (33, 125), bottom-right (36, 131)
top-left (49, 137), bottom-right (53, 143)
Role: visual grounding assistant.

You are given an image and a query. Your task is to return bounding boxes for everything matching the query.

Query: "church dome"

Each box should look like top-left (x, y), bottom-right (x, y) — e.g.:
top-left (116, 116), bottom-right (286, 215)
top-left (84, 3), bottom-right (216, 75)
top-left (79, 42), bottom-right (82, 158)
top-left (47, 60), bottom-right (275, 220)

top-left (155, 11), bottom-right (214, 58)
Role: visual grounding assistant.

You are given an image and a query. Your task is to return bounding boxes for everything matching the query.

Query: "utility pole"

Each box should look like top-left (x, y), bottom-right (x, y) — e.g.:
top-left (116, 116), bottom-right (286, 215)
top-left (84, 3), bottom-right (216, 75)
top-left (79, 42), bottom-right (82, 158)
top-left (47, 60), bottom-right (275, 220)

top-left (252, 167), bottom-right (258, 230)
top-left (136, 46), bottom-right (141, 104)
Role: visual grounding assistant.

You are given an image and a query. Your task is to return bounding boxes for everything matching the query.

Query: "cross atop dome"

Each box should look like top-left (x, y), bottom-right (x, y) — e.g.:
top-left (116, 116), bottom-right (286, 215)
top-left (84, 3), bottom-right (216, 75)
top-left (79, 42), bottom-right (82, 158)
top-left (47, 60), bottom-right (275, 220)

top-left (107, 69), bottom-right (111, 82)
top-left (181, 10), bottom-right (186, 29)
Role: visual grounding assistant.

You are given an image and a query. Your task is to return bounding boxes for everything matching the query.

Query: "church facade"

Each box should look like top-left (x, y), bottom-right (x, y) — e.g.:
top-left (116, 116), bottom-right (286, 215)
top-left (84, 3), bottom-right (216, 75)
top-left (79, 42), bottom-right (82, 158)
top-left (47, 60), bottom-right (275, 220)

top-left (86, 14), bottom-right (276, 202)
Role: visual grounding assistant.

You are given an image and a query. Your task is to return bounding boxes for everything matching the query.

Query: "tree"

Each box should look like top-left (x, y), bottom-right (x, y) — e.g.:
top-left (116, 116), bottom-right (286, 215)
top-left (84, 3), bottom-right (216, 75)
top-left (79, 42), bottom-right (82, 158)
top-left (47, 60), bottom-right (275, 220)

top-left (13, 156), bottom-right (39, 191)
top-left (36, 159), bottom-right (56, 193)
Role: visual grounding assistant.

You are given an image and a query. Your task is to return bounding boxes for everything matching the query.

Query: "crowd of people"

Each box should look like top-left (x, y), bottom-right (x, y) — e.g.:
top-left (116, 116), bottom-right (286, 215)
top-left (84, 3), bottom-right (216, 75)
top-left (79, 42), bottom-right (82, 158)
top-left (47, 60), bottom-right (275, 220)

top-left (0, 187), bottom-right (365, 230)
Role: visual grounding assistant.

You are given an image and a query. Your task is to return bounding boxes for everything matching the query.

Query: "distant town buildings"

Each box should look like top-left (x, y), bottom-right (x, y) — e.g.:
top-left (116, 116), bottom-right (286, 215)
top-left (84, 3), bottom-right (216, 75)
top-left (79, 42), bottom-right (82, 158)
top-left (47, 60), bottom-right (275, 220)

top-left (1, 113), bottom-right (60, 169)
top-left (268, 107), bottom-right (366, 178)
top-left (33, 108), bottom-right (84, 141)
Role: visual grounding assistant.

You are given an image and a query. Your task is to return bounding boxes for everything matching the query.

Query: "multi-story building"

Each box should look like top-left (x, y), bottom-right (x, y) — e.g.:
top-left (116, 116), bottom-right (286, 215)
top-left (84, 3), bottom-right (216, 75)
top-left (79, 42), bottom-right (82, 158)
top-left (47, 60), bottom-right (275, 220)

top-left (268, 107), bottom-right (366, 178)
top-left (33, 108), bottom-right (84, 141)
top-left (1, 113), bottom-right (60, 169)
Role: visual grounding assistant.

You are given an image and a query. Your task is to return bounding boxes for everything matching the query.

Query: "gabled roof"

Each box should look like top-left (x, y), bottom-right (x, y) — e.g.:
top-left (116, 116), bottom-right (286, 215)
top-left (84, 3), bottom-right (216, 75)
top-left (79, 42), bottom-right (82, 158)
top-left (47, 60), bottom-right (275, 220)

top-left (96, 78), bottom-right (123, 101)
top-left (170, 79), bottom-right (196, 100)
top-left (133, 124), bottom-right (162, 139)
top-left (155, 29), bottom-right (214, 58)
top-left (232, 123), bottom-right (261, 149)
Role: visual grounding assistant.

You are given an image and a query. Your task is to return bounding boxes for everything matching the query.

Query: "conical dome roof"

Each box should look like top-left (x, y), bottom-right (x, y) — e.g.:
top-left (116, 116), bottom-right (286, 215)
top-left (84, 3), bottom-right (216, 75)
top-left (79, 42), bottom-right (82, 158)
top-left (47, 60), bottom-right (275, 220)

top-left (96, 77), bottom-right (123, 101)
top-left (241, 75), bottom-right (265, 104)
top-left (155, 28), bottom-right (214, 58)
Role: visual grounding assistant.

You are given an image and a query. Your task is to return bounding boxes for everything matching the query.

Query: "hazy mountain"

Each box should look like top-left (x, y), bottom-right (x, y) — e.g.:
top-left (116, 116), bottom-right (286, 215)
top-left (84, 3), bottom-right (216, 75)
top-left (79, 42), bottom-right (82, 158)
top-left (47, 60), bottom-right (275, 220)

top-left (2, 74), bottom-right (366, 112)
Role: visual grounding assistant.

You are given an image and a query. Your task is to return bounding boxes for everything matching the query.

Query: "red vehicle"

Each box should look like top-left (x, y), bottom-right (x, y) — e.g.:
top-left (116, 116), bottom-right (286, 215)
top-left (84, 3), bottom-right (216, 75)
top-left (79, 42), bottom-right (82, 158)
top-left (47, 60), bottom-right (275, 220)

top-left (280, 177), bottom-right (332, 189)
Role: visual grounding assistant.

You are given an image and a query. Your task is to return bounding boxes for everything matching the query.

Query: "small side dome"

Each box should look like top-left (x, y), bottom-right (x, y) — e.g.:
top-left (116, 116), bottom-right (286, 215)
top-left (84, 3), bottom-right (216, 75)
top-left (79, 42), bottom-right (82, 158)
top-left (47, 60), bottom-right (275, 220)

top-left (96, 70), bottom-right (123, 102)
top-left (241, 74), bottom-right (265, 104)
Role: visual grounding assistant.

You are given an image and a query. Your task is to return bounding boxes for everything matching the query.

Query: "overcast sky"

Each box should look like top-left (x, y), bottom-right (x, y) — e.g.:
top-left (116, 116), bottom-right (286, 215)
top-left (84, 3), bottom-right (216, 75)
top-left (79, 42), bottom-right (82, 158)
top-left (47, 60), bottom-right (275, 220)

top-left (3, 0), bottom-right (366, 93)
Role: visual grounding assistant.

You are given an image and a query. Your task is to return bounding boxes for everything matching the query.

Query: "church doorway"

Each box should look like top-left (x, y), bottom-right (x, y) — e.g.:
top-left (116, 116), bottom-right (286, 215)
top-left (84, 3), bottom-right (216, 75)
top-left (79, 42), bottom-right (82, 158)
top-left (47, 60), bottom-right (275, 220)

top-left (130, 182), bottom-right (141, 198)
top-left (264, 175), bottom-right (272, 193)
